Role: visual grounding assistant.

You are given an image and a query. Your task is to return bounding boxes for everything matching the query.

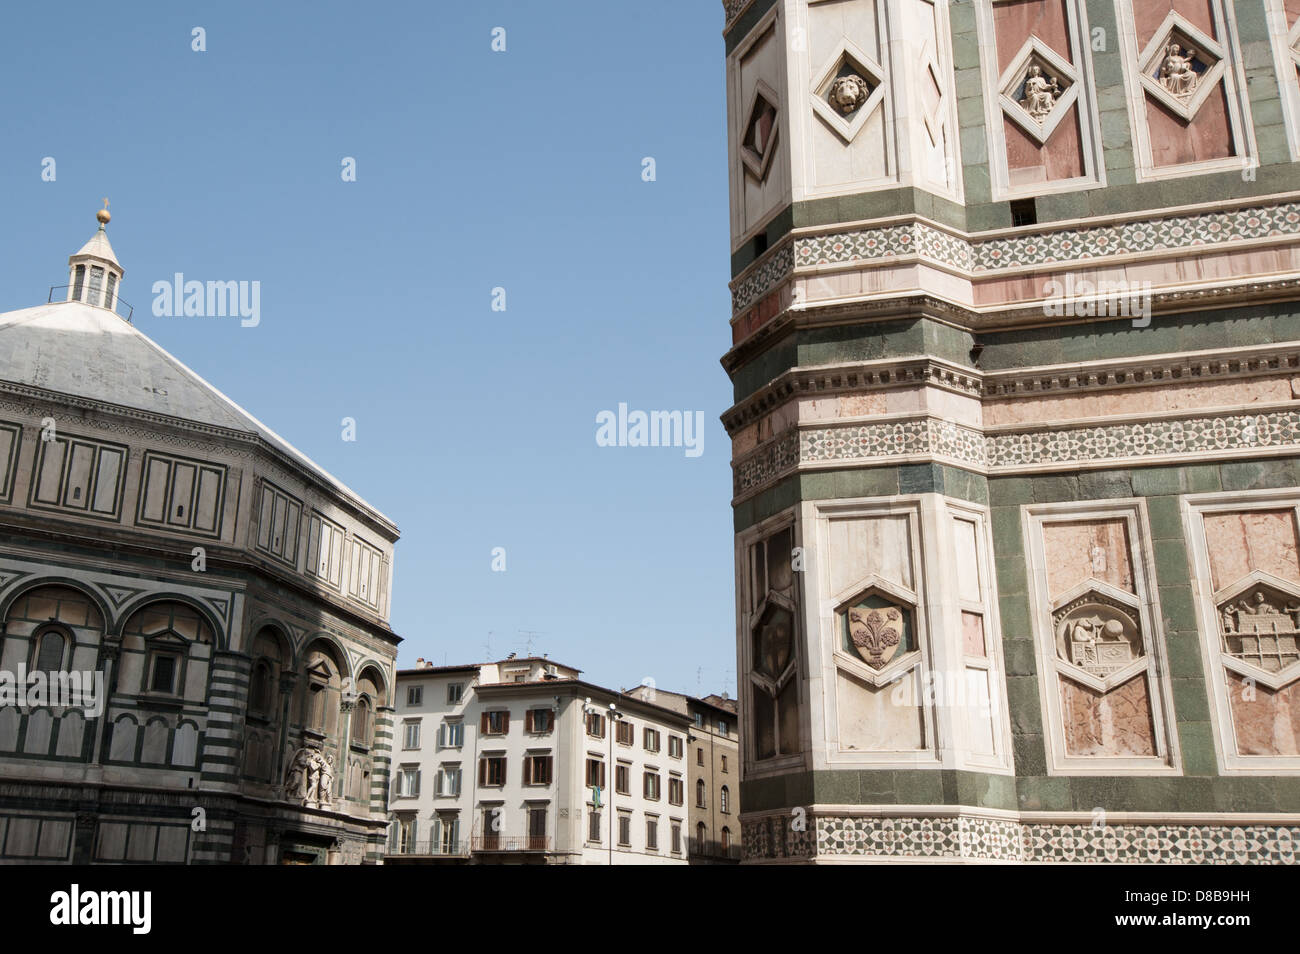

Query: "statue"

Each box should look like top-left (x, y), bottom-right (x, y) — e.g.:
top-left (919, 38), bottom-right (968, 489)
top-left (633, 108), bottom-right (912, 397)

top-left (1021, 65), bottom-right (1060, 121)
top-left (1237, 591), bottom-right (1280, 616)
top-left (829, 74), bottom-right (871, 115)
top-left (284, 746), bottom-right (334, 808)
top-left (1159, 44), bottom-right (1199, 97)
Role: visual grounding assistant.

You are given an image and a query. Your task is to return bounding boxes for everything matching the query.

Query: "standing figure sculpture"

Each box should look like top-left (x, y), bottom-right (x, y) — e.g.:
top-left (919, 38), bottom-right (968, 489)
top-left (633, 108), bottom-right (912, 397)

top-left (1021, 65), bottom-right (1060, 120)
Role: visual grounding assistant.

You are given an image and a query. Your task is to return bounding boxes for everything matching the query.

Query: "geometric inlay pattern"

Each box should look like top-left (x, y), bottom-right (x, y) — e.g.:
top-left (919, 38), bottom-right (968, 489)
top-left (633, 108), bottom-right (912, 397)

top-left (741, 813), bottom-right (1300, 864)
top-left (731, 201), bottom-right (1300, 315)
top-left (732, 408), bottom-right (1300, 498)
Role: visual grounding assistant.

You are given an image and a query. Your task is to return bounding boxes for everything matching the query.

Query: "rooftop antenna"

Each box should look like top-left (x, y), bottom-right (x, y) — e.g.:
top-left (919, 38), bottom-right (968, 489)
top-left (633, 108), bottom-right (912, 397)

top-left (484, 632), bottom-right (495, 661)
top-left (518, 630), bottom-right (544, 657)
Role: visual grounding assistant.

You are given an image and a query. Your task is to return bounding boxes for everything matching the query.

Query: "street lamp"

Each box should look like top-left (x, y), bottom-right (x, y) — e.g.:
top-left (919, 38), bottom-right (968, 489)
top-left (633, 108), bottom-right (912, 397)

top-left (583, 698), bottom-right (623, 865)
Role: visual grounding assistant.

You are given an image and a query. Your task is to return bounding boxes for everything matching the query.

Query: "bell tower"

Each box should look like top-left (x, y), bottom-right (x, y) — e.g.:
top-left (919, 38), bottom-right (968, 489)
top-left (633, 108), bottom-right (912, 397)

top-left (723, 0), bottom-right (1300, 864)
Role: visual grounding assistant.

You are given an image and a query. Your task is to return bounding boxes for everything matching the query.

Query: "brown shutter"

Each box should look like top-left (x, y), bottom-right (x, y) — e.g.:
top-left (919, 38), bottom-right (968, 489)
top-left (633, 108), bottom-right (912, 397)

top-left (503, 712), bottom-right (510, 733)
top-left (479, 758), bottom-right (486, 785)
top-left (525, 710), bottom-right (533, 732)
top-left (480, 712), bottom-right (489, 733)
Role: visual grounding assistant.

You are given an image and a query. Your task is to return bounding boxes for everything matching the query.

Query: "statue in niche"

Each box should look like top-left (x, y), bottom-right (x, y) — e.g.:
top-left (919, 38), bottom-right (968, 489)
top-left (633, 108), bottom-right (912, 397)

top-left (1159, 43), bottom-right (1200, 97)
top-left (284, 746), bottom-right (334, 808)
top-left (1021, 65), bottom-right (1061, 121)
top-left (829, 74), bottom-right (871, 115)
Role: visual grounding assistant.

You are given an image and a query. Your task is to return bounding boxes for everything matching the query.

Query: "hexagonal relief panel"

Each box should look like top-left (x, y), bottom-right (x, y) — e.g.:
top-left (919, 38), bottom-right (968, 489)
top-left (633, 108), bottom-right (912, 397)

top-left (997, 38), bottom-right (1079, 145)
top-left (1215, 573), bottom-right (1300, 676)
top-left (839, 590), bottom-right (913, 671)
top-left (740, 81), bottom-right (781, 182)
top-left (810, 41), bottom-right (886, 145)
top-left (1136, 11), bottom-right (1226, 123)
top-left (1052, 588), bottom-right (1143, 677)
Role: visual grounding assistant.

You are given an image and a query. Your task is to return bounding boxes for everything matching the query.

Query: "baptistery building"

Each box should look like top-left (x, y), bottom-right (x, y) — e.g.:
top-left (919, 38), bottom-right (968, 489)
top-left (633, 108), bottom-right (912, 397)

top-left (0, 209), bottom-right (400, 864)
top-left (722, 0), bottom-right (1300, 862)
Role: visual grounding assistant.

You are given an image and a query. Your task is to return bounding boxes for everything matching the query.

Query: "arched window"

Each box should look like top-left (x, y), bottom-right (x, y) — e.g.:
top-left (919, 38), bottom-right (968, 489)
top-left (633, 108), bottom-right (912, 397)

top-left (250, 660), bottom-right (275, 716)
top-left (720, 784), bottom-right (730, 814)
top-left (721, 826), bottom-right (731, 852)
top-left (696, 821), bottom-right (707, 852)
top-left (353, 696), bottom-right (373, 747)
top-left (695, 778), bottom-right (706, 808)
top-left (34, 628), bottom-right (67, 673)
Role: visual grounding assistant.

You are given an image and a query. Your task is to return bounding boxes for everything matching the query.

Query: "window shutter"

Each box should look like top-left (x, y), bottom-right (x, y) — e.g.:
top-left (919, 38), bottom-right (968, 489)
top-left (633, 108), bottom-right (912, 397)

top-left (525, 710), bottom-right (533, 732)
top-left (480, 712), bottom-right (489, 733)
top-left (503, 712), bottom-right (510, 733)
top-left (479, 759), bottom-right (486, 786)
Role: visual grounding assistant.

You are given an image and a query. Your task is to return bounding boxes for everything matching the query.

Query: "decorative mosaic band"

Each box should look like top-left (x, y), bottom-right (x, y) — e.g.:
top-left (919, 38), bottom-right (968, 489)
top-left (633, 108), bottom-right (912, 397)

top-left (733, 409), bottom-right (1300, 498)
top-left (722, 0), bottom-right (756, 29)
top-left (743, 813), bottom-right (1300, 863)
top-left (731, 200), bottom-right (1300, 315)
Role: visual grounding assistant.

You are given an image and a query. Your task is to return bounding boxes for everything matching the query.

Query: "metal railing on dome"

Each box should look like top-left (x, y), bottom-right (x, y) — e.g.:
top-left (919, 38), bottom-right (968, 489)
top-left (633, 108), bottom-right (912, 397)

top-left (48, 285), bottom-right (134, 322)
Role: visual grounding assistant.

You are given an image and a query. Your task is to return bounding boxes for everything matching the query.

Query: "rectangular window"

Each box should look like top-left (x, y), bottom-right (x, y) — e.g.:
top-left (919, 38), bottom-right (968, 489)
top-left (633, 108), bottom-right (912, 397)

top-left (406, 685), bottom-right (423, 706)
top-left (669, 776), bottom-right (684, 806)
top-left (71, 264), bottom-right (85, 301)
top-left (643, 728), bottom-right (660, 752)
top-left (436, 765), bottom-right (461, 797)
top-left (617, 813), bottom-right (631, 847)
top-left (395, 766), bottom-right (420, 797)
top-left (585, 757), bottom-right (605, 789)
top-left (305, 511), bottom-right (345, 587)
top-left (615, 720), bottom-right (634, 746)
top-left (718, 719), bottom-right (729, 735)
top-left (527, 805), bottom-right (548, 849)
top-left (523, 754), bottom-right (553, 786)
top-left (438, 721), bottom-right (464, 748)
top-left (721, 755), bottom-right (728, 773)
top-left (478, 755), bottom-right (506, 787)
top-left (345, 535), bottom-right (384, 609)
top-left (402, 721), bottom-right (421, 750)
top-left (254, 480), bottom-right (302, 566)
top-left (668, 735), bottom-right (683, 759)
top-left (615, 763), bottom-right (630, 796)
top-left (148, 653), bottom-right (179, 695)
top-left (646, 817), bottom-right (659, 851)
top-left (588, 809), bottom-right (601, 843)
top-left (696, 748), bottom-right (704, 766)
top-left (136, 451), bottom-right (226, 536)
top-left (447, 682), bottom-right (464, 704)
top-left (30, 433), bottom-right (127, 520)
top-left (481, 710), bottom-right (509, 735)
top-left (104, 271), bottom-right (117, 309)
top-left (643, 771), bottom-right (661, 800)
top-left (87, 266), bottom-right (104, 306)
top-left (438, 814), bottom-right (460, 854)
top-left (671, 822), bottom-right (682, 854)
top-left (526, 708), bottom-right (553, 733)
top-left (586, 712), bottom-right (606, 738)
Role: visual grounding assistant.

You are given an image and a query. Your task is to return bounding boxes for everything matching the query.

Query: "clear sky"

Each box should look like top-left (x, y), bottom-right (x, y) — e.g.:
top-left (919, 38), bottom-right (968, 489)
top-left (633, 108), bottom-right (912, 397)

top-left (0, 1), bottom-right (737, 698)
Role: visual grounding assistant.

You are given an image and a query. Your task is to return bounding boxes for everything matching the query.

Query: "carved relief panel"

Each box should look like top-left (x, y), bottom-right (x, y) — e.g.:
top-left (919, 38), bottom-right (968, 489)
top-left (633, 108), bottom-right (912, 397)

top-left (740, 520), bottom-right (803, 769)
top-left (1186, 494), bottom-right (1300, 771)
top-left (728, 9), bottom-right (791, 247)
top-left (1024, 504), bottom-right (1180, 774)
top-left (977, 0), bottom-right (1104, 197)
top-left (1116, 0), bottom-right (1254, 178)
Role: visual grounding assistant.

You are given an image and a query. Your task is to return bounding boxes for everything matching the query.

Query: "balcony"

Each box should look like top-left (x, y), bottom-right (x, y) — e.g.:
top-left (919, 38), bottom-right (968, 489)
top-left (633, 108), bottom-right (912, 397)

top-left (691, 838), bottom-right (742, 861)
top-left (471, 835), bottom-right (552, 853)
top-left (386, 837), bottom-right (469, 860)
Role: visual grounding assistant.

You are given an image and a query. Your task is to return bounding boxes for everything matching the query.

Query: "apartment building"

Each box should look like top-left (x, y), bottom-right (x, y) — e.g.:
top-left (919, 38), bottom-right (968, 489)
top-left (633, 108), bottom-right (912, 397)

top-left (387, 655), bottom-right (692, 865)
top-left (626, 686), bottom-right (740, 863)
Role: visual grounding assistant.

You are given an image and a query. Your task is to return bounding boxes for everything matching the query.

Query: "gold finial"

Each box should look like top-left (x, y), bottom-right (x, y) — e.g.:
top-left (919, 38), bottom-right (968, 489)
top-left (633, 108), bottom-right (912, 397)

top-left (96, 197), bottom-right (111, 226)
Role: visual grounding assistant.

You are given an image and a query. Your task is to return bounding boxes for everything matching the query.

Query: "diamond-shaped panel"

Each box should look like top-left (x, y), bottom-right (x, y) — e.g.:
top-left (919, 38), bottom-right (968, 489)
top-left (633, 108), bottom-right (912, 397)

top-left (997, 38), bottom-right (1079, 145)
top-left (740, 83), bottom-right (780, 181)
top-left (1136, 12), bottom-right (1226, 122)
top-left (810, 41), bottom-right (886, 145)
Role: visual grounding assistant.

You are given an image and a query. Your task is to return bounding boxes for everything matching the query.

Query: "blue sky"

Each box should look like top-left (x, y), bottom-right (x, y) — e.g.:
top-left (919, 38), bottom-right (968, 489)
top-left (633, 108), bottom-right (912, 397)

top-left (0, 1), bottom-right (738, 697)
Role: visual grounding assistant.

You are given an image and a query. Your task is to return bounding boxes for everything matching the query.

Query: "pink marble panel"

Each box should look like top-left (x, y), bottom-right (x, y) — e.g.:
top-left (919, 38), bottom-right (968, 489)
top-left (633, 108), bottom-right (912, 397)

top-left (1147, 88), bottom-right (1235, 168)
top-left (1005, 109), bottom-right (1085, 183)
top-left (1044, 519), bottom-right (1134, 597)
top-left (1061, 674), bottom-right (1158, 756)
top-left (993, 0), bottom-right (1073, 71)
top-left (1135, 0), bottom-right (1217, 47)
top-left (962, 611), bottom-right (987, 657)
top-left (1204, 510), bottom-right (1300, 591)
top-left (1227, 671), bottom-right (1300, 756)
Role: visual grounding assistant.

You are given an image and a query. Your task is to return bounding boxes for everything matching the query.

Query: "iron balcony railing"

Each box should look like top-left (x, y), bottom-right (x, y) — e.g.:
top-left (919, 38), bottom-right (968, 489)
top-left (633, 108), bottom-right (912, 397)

top-left (386, 837), bottom-right (469, 858)
top-left (49, 285), bottom-right (134, 322)
top-left (471, 835), bottom-right (552, 852)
